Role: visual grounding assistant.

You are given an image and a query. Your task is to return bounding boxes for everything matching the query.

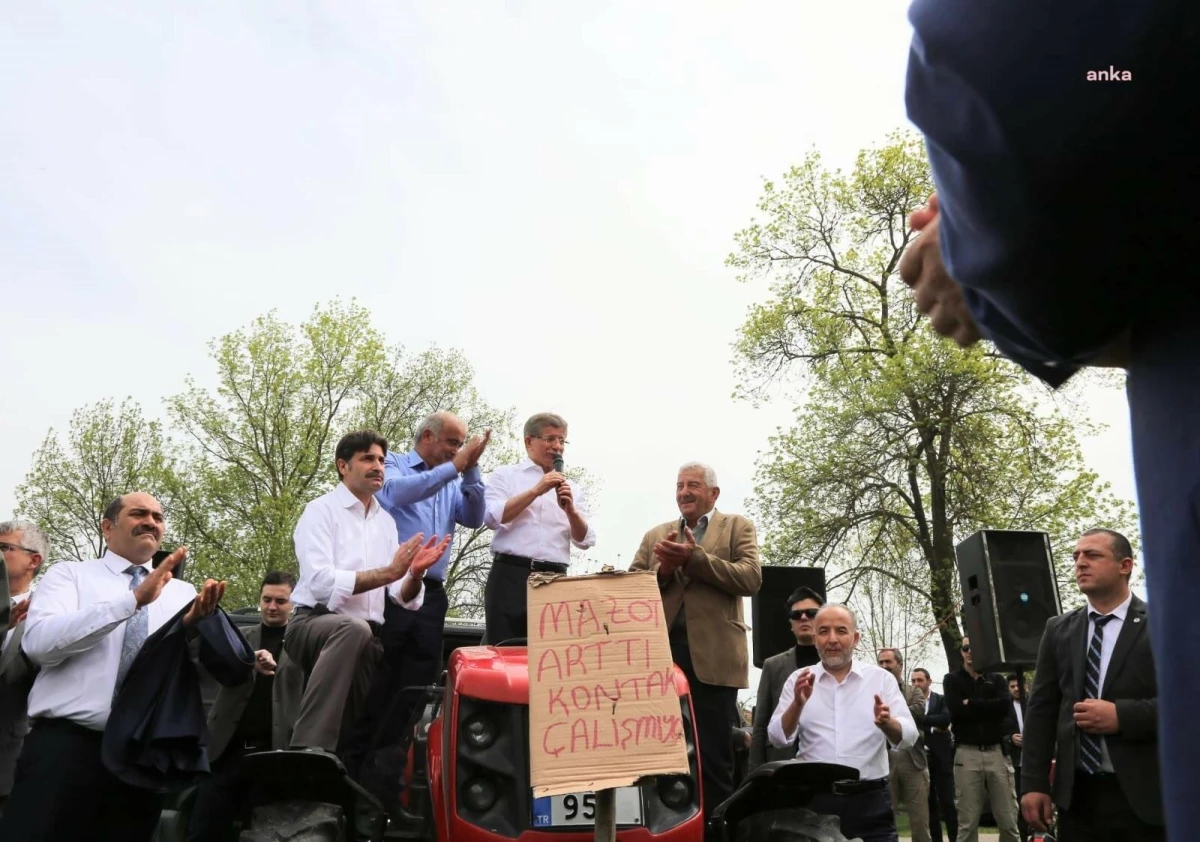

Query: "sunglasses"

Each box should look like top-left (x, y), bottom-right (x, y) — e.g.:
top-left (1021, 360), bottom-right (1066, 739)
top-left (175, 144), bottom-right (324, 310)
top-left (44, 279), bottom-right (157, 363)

top-left (789, 608), bottom-right (820, 621)
top-left (960, 644), bottom-right (971, 653)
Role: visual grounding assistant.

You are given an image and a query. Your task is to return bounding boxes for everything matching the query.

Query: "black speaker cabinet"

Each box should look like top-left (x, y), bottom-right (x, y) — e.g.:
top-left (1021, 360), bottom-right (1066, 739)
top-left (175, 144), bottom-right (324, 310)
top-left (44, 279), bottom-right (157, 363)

top-left (752, 566), bottom-right (826, 668)
top-left (956, 530), bottom-right (1062, 672)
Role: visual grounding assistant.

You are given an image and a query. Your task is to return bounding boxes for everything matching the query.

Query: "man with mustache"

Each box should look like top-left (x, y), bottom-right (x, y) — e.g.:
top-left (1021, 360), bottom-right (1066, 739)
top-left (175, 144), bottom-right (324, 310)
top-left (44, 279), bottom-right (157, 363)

top-left (631, 462), bottom-right (762, 822)
top-left (343, 411), bottom-right (489, 787)
top-left (286, 431), bottom-right (449, 755)
top-left (749, 585), bottom-right (823, 770)
top-left (0, 492), bottom-right (224, 841)
top-left (769, 604), bottom-right (917, 842)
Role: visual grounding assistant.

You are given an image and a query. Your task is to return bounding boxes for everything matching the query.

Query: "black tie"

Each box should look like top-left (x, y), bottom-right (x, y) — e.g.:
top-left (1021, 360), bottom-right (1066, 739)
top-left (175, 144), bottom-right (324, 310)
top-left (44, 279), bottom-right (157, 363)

top-left (1080, 612), bottom-right (1115, 773)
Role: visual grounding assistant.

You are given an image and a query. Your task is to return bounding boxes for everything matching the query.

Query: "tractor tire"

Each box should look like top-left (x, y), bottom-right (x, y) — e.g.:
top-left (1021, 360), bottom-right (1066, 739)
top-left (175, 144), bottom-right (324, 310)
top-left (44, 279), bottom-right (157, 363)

top-left (237, 801), bottom-right (348, 842)
top-left (734, 807), bottom-right (859, 842)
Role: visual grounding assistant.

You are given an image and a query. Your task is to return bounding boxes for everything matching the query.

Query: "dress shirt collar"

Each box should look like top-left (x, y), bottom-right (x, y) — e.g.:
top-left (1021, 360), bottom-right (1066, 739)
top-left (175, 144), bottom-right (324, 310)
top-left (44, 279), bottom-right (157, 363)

top-left (102, 550), bottom-right (152, 576)
top-left (333, 480), bottom-right (383, 517)
top-left (518, 456), bottom-right (543, 473)
top-left (810, 658), bottom-right (864, 685)
top-left (11, 589), bottom-right (31, 604)
top-left (404, 449), bottom-right (428, 470)
top-left (1086, 591), bottom-right (1132, 622)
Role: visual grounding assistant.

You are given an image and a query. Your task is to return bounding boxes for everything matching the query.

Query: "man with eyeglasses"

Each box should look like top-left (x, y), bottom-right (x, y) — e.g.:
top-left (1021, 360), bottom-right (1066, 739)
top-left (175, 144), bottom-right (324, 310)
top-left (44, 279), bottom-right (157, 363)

top-left (482, 412), bottom-right (594, 645)
top-left (942, 636), bottom-right (1020, 842)
top-left (0, 520), bottom-right (49, 814)
top-left (342, 412), bottom-right (489, 790)
top-left (750, 586), bottom-right (823, 770)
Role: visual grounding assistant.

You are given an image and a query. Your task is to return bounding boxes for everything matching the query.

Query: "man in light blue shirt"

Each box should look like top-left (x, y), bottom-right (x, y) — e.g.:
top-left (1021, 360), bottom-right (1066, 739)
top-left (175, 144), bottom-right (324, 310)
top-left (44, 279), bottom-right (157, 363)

top-left (344, 411), bottom-right (489, 783)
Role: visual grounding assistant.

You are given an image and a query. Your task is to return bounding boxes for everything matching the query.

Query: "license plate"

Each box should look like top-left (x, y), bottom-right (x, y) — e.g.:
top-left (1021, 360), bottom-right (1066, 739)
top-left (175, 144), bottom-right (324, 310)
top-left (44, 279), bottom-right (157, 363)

top-left (531, 787), bottom-right (643, 827)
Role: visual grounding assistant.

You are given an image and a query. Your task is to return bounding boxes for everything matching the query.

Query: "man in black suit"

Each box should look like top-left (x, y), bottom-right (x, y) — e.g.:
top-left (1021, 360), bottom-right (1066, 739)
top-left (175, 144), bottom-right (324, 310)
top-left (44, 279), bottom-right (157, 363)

top-left (1005, 674), bottom-right (1028, 842)
top-left (912, 667), bottom-right (956, 842)
top-left (1021, 528), bottom-right (1163, 841)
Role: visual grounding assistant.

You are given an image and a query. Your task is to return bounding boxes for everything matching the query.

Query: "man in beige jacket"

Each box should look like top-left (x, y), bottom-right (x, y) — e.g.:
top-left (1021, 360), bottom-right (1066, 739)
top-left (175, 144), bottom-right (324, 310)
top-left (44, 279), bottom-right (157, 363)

top-left (630, 462), bottom-right (761, 822)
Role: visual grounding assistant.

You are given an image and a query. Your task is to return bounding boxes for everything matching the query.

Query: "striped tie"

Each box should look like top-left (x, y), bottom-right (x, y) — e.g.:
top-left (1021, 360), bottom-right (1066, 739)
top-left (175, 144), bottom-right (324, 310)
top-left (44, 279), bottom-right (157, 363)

top-left (1080, 612), bottom-right (1115, 773)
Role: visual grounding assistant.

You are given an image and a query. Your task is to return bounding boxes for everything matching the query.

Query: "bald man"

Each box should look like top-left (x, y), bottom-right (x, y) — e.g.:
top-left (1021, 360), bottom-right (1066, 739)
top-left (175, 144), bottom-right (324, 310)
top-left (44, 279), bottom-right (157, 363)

top-left (769, 605), bottom-right (917, 842)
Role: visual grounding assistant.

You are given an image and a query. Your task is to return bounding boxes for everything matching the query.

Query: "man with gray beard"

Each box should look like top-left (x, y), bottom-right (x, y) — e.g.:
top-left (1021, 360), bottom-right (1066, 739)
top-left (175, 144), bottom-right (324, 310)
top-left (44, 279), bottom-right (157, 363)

top-left (769, 605), bottom-right (917, 842)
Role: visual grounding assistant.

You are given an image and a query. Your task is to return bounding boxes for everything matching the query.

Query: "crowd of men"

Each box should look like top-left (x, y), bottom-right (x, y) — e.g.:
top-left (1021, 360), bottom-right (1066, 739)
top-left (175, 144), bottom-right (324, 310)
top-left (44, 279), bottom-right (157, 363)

top-left (0, 403), bottom-right (1170, 842)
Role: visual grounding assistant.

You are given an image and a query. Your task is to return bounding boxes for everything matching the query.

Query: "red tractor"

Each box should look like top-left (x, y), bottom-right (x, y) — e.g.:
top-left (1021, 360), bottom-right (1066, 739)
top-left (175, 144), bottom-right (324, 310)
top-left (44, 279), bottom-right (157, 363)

top-left (409, 643), bottom-right (705, 842)
top-left (169, 618), bottom-right (705, 842)
top-left (155, 617), bottom-right (856, 842)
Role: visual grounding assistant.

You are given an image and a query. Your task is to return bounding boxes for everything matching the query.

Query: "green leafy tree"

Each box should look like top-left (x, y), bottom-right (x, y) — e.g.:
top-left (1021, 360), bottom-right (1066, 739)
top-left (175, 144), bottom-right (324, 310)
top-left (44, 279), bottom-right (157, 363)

top-left (14, 399), bottom-right (177, 563)
top-left (164, 299), bottom-right (517, 607)
top-left (728, 132), bottom-right (1136, 664)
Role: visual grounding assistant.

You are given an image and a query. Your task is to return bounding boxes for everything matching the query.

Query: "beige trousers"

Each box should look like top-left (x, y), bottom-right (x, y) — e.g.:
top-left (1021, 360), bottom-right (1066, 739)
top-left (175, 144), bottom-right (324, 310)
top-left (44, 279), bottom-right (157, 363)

top-left (953, 744), bottom-right (1020, 842)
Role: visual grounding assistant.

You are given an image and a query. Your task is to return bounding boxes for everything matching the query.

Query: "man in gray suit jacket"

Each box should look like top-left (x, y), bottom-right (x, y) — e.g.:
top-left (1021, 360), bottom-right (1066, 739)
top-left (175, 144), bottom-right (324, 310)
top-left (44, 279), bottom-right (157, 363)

top-left (0, 519), bottom-right (48, 813)
top-left (879, 647), bottom-right (929, 842)
top-left (188, 571), bottom-right (303, 842)
top-left (749, 586), bottom-right (823, 770)
top-left (1021, 529), bottom-right (1163, 841)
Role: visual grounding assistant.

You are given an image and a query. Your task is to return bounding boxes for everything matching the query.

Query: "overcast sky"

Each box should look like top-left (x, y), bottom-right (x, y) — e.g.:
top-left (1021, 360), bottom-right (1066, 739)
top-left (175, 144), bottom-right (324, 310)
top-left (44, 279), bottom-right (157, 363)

top-left (1, 2), bottom-right (1138, 691)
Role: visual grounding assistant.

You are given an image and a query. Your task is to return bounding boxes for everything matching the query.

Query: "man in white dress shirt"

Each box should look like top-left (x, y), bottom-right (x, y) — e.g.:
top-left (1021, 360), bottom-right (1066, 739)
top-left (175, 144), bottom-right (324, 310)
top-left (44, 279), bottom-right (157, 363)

top-left (482, 412), bottom-right (595, 644)
top-left (0, 519), bottom-right (49, 811)
top-left (0, 492), bottom-right (224, 842)
top-left (286, 430), bottom-right (449, 755)
top-left (769, 604), bottom-right (917, 842)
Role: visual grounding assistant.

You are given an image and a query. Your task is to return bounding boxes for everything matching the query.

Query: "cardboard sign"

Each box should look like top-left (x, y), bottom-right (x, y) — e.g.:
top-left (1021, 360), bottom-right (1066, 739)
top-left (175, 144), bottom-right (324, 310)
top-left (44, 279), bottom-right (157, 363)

top-left (527, 570), bottom-right (690, 797)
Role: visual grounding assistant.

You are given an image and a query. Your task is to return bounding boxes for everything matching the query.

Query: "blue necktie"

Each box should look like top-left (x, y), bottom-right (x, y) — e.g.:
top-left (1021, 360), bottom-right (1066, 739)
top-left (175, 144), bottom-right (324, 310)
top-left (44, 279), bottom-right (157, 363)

top-left (114, 565), bottom-right (149, 699)
top-left (1080, 612), bottom-right (1115, 773)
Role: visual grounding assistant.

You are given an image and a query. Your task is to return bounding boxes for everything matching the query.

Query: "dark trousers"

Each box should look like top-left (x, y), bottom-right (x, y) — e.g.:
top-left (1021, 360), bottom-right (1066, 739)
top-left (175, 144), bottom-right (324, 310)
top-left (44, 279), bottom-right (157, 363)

top-left (807, 785), bottom-right (898, 842)
top-left (0, 718), bottom-right (164, 842)
top-left (186, 743), bottom-right (252, 842)
top-left (927, 747), bottom-right (958, 842)
top-left (673, 641), bottom-right (737, 822)
top-left (343, 581), bottom-right (449, 777)
top-left (1057, 772), bottom-right (1165, 842)
top-left (1013, 765), bottom-right (1030, 842)
top-left (483, 559), bottom-right (533, 645)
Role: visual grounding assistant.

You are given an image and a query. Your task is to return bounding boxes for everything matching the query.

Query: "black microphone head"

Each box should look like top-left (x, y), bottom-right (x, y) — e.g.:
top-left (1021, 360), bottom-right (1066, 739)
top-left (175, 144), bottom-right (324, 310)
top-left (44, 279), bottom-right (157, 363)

top-left (552, 455), bottom-right (564, 473)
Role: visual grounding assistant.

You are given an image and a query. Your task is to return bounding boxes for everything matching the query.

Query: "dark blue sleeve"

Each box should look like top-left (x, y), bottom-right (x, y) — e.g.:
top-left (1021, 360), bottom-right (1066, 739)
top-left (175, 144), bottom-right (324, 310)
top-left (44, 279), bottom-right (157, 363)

top-left (905, 0), bottom-right (1196, 383)
top-left (196, 608), bottom-right (255, 687)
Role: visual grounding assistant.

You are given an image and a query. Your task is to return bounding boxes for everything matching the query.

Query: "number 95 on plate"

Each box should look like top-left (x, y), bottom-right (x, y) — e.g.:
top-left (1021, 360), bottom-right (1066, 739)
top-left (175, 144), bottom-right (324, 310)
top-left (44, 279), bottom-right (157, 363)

top-left (531, 787), bottom-right (644, 827)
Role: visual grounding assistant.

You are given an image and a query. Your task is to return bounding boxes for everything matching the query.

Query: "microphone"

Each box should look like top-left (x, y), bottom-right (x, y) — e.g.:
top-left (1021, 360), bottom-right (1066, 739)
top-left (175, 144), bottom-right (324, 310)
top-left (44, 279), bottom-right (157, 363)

top-left (553, 455), bottom-right (564, 473)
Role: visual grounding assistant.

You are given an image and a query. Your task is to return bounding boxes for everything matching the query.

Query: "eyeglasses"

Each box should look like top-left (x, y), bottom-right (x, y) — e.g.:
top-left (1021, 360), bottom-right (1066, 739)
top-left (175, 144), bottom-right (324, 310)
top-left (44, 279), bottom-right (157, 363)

top-left (0, 541), bottom-right (37, 555)
top-left (533, 435), bottom-right (569, 446)
top-left (789, 608), bottom-right (819, 621)
top-left (960, 644), bottom-right (970, 653)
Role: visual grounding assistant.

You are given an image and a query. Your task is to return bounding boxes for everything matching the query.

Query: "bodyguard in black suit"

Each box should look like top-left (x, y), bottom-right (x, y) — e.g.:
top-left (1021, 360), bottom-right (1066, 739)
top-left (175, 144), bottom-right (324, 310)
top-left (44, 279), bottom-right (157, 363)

top-left (912, 668), bottom-right (956, 842)
top-left (1021, 529), bottom-right (1163, 841)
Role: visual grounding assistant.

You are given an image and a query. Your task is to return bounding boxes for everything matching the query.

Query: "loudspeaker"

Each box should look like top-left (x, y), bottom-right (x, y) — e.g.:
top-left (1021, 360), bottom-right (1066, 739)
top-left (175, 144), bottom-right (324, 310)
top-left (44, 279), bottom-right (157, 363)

top-left (752, 566), bottom-right (826, 668)
top-left (956, 530), bottom-right (1062, 672)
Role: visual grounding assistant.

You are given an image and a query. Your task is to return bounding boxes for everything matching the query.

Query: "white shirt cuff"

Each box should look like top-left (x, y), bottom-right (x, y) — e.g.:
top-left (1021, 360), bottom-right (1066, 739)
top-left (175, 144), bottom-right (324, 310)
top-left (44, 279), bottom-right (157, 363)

top-left (388, 575), bottom-right (425, 611)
